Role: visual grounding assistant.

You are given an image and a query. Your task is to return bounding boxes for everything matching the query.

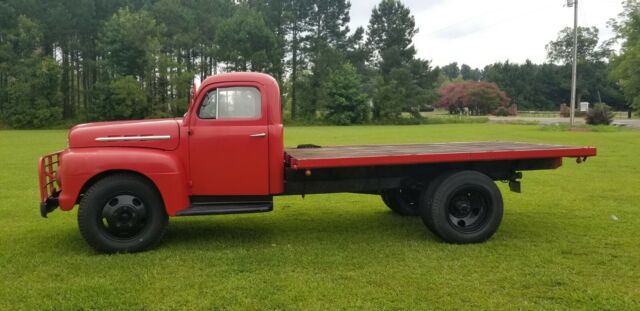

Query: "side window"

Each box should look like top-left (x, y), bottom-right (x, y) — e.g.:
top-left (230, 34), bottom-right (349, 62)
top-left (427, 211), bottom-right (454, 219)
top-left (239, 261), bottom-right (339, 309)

top-left (198, 87), bottom-right (261, 119)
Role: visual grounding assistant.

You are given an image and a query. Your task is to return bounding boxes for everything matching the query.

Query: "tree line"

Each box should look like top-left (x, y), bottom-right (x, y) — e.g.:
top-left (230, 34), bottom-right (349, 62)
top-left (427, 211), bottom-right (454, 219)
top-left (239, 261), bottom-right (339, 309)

top-left (0, 0), bottom-right (636, 128)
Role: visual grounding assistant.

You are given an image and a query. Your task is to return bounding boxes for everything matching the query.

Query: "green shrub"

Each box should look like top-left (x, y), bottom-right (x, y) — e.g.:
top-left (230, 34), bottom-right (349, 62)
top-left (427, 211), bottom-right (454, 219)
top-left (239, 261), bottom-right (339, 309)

top-left (1, 57), bottom-right (63, 128)
top-left (586, 103), bottom-right (614, 125)
top-left (91, 76), bottom-right (149, 121)
top-left (494, 106), bottom-right (509, 117)
top-left (323, 63), bottom-right (369, 125)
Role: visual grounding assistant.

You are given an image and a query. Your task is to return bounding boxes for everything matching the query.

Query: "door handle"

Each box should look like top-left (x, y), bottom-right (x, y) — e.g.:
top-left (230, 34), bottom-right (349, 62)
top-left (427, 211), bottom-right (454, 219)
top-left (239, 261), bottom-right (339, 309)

top-left (250, 133), bottom-right (266, 138)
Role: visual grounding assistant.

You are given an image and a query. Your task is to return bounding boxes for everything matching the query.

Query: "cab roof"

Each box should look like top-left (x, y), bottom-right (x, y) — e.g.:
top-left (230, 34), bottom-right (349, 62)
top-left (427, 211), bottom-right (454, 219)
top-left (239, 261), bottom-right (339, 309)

top-left (199, 72), bottom-right (277, 92)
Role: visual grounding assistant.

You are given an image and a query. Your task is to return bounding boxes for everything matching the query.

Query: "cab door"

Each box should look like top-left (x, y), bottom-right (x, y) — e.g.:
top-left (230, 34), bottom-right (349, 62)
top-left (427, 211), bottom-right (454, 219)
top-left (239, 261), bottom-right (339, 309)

top-left (188, 83), bottom-right (269, 195)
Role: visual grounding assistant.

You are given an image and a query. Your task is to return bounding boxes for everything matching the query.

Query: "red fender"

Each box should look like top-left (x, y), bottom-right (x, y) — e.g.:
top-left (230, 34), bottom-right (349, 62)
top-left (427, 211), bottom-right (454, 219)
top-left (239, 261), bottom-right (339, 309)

top-left (57, 147), bottom-right (189, 216)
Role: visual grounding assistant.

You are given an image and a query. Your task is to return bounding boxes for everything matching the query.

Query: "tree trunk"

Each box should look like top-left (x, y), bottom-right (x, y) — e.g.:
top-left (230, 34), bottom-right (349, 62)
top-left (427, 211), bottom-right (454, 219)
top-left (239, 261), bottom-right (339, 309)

top-left (291, 26), bottom-right (299, 120)
top-left (75, 49), bottom-right (81, 117)
top-left (61, 46), bottom-right (71, 119)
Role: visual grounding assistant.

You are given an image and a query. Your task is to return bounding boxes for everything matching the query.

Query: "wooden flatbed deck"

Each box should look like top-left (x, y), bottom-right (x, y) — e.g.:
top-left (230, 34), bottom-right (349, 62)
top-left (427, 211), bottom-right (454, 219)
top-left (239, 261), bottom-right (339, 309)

top-left (285, 142), bottom-right (597, 170)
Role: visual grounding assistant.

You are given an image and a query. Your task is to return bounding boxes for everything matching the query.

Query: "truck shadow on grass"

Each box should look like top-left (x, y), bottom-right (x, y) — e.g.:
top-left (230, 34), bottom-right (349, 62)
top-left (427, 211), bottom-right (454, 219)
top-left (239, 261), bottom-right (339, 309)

top-left (47, 208), bottom-right (555, 254)
top-left (161, 209), bottom-right (440, 250)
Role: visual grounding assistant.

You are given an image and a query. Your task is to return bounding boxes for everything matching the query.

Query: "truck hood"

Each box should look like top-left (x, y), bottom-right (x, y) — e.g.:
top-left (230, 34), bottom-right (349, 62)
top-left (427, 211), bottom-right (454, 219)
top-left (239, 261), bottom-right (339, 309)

top-left (69, 119), bottom-right (181, 151)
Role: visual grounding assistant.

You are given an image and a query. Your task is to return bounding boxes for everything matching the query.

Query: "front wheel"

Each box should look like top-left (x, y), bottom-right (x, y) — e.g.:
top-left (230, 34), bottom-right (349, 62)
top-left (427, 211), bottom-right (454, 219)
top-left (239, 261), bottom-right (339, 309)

top-left (78, 174), bottom-right (168, 253)
top-left (420, 171), bottom-right (503, 243)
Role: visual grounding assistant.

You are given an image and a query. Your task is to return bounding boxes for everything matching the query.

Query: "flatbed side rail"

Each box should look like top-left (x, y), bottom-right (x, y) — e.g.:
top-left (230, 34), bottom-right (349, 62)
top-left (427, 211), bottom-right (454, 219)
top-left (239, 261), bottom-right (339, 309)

top-left (284, 142), bottom-right (597, 170)
top-left (38, 151), bottom-right (62, 214)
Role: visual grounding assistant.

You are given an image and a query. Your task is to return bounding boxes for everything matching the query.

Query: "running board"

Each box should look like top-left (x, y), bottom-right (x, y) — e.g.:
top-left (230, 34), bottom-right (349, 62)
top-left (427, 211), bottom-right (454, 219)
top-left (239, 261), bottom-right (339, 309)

top-left (176, 203), bottom-right (273, 216)
top-left (177, 195), bottom-right (273, 216)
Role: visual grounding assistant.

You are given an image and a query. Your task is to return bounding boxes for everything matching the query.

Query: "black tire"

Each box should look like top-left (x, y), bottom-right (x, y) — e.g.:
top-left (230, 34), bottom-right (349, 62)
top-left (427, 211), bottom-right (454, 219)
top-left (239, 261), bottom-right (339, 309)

top-left (78, 174), bottom-right (168, 253)
top-left (420, 172), bottom-right (456, 233)
top-left (381, 188), bottom-right (421, 216)
top-left (419, 171), bottom-right (503, 243)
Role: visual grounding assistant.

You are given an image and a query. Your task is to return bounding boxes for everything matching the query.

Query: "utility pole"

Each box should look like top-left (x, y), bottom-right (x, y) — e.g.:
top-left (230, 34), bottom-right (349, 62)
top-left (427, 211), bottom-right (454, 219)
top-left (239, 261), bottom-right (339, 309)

top-left (568, 0), bottom-right (579, 128)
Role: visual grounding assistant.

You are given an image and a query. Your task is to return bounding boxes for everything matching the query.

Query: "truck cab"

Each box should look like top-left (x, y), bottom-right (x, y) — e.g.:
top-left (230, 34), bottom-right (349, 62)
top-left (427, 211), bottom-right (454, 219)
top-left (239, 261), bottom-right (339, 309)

top-left (185, 73), bottom-right (284, 196)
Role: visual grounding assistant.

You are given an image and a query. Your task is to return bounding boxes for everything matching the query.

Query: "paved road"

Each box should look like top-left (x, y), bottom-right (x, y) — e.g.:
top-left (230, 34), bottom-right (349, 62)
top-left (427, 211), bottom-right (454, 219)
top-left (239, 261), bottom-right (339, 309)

top-left (489, 116), bottom-right (640, 129)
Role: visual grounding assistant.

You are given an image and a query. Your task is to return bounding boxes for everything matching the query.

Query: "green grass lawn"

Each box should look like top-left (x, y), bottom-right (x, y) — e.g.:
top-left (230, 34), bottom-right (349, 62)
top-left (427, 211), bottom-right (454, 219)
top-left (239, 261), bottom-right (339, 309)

top-left (1, 124), bottom-right (639, 310)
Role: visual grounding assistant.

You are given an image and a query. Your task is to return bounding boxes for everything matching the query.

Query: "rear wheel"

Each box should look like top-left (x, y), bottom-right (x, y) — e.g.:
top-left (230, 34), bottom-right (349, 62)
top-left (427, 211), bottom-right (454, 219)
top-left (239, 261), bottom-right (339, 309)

top-left (419, 171), bottom-right (503, 243)
top-left (78, 174), bottom-right (168, 253)
top-left (381, 188), bottom-right (421, 216)
top-left (420, 172), bottom-right (454, 233)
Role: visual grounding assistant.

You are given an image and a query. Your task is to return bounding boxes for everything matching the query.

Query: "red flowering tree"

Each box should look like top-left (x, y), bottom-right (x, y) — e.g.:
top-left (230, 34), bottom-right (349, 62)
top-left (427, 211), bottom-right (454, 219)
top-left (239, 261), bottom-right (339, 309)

top-left (437, 81), bottom-right (511, 115)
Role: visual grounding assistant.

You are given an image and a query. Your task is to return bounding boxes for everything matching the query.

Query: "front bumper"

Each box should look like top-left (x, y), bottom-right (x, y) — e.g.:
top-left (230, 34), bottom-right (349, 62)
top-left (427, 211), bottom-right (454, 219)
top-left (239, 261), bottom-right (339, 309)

top-left (38, 151), bottom-right (63, 218)
top-left (40, 192), bottom-right (60, 218)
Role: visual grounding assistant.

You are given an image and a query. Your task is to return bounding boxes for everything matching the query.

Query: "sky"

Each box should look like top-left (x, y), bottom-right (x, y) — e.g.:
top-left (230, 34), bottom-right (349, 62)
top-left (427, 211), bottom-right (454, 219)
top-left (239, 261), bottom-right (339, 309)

top-left (349, 0), bottom-right (623, 68)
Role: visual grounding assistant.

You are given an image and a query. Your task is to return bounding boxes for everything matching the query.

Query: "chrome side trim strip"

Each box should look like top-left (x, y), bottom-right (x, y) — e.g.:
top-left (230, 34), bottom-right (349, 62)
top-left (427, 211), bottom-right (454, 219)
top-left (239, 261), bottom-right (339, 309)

top-left (95, 135), bottom-right (171, 142)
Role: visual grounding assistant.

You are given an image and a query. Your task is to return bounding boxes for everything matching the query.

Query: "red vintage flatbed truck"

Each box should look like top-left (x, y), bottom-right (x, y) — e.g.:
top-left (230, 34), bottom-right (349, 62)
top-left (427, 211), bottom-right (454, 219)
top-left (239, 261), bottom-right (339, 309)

top-left (38, 72), bottom-right (597, 253)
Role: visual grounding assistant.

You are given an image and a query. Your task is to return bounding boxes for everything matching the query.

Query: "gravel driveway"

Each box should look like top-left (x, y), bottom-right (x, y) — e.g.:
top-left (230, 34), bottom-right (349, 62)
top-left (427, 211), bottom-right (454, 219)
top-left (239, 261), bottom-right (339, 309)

top-left (489, 116), bottom-right (640, 129)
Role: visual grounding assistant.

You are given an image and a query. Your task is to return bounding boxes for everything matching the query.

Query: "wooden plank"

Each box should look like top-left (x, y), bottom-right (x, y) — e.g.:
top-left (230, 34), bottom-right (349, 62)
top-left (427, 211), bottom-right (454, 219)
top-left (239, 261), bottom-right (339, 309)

top-left (284, 142), bottom-right (597, 169)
